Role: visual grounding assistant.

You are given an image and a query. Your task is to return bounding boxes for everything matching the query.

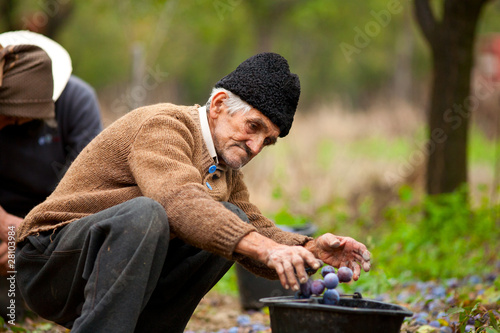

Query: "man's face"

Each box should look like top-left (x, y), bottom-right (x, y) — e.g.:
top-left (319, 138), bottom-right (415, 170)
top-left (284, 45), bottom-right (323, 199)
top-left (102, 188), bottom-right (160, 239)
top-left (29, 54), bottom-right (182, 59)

top-left (0, 115), bottom-right (33, 130)
top-left (209, 95), bottom-right (280, 170)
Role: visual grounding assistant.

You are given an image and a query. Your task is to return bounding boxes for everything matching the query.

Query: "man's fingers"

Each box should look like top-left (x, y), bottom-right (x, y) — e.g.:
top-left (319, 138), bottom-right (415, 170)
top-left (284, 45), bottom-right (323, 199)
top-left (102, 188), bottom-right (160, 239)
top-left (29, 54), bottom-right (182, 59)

top-left (304, 254), bottom-right (322, 271)
top-left (350, 262), bottom-right (362, 281)
top-left (292, 257), bottom-right (308, 284)
top-left (274, 264), bottom-right (290, 290)
top-left (324, 234), bottom-right (341, 248)
top-left (316, 234), bottom-right (338, 249)
top-left (330, 240), bottom-right (341, 248)
top-left (283, 262), bottom-right (300, 291)
top-left (360, 250), bottom-right (371, 272)
top-left (362, 261), bottom-right (371, 272)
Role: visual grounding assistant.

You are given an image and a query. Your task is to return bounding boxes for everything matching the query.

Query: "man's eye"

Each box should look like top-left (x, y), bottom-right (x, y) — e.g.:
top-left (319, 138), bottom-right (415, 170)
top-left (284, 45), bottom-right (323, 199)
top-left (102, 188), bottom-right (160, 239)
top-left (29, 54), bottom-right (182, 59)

top-left (248, 123), bottom-right (258, 131)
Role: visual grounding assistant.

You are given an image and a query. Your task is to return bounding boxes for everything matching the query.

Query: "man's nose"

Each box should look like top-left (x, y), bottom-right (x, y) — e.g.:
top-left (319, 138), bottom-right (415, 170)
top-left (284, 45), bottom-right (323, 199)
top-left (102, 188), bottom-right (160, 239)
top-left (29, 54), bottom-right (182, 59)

top-left (246, 138), bottom-right (264, 156)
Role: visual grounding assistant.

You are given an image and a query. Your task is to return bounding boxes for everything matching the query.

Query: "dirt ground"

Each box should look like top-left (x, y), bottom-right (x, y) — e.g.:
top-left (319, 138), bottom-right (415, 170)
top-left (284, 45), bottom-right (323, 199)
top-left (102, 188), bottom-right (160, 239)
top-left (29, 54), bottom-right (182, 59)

top-left (4, 291), bottom-right (270, 333)
top-left (185, 291), bottom-right (271, 332)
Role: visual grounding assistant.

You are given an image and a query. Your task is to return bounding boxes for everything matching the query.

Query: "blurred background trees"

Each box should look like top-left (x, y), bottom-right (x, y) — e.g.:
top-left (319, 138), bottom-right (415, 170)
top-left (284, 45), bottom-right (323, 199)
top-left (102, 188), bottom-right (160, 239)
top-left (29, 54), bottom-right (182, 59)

top-left (2, 0), bottom-right (498, 105)
top-left (415, 0), bottom-right (493, 195)
top-left (1, 0), bottom-right (500, 200)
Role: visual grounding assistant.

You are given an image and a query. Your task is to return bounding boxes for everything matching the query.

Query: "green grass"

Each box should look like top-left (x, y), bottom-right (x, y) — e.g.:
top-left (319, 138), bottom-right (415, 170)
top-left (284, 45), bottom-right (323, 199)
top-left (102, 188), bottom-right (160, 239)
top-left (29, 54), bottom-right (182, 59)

top-left (212, 266), bottom-right (239, 296)
top-left (315, 125), bottom-right (498, 169)
top-left (469, 127), bottom-right (499, 164)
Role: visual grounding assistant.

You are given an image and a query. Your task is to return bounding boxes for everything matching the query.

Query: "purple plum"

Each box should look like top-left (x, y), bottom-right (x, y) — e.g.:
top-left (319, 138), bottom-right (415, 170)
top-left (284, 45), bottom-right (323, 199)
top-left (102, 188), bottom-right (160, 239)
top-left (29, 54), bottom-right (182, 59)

top-left (321, 265), bottom-right (335, 277)
top-left (337, 267), bottom-right (353, 283)
top-left (324, 273), bottom-right (339, 289)
top-left (323, 289), bottom-right (340, 305)
top-left (299, 279), bottom-right (312, 298)
top-left (311, 279), bottom-right (325, 295)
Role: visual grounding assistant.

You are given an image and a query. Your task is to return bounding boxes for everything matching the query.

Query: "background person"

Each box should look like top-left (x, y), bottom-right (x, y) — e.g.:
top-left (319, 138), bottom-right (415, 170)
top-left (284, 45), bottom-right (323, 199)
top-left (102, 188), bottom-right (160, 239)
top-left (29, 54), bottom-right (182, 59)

top-left (0, 30), bottom-right (102, 319)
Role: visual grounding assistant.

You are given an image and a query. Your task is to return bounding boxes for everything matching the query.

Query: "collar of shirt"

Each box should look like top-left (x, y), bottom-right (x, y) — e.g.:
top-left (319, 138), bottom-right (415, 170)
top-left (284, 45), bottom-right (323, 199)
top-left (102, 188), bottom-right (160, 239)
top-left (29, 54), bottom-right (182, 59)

top-left (198, 106), bottom-right (219, 165)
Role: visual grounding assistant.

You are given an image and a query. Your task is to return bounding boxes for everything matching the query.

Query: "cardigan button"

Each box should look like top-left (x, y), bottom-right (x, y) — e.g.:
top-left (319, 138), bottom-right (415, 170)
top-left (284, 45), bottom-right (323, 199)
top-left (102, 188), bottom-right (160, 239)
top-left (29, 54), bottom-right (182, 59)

top-left (208, 165), bottom-right (217, 174)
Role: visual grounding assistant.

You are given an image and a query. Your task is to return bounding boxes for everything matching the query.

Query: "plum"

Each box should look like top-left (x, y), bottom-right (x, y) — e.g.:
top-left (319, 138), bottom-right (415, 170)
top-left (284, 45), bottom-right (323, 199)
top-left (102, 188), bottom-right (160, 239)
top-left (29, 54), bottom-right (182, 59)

top-left (321, 265), bottom-right (335, 277)
top-left (337, 267), bottom-right (353, 283)
top-left (324, 273), bottom-right (339, 289)
top-left (310, 279), bottom-right (325, 295)
top-left (299, 279), bottom-right (313, 298)
top-left (323, 289), bottom-right (340, 305)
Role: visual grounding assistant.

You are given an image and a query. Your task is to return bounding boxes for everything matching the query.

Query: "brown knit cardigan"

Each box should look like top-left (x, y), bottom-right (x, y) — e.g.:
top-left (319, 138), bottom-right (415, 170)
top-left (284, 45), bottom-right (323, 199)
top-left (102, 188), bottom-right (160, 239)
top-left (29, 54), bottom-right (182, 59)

top-left (18, 103), bottom-right (311, 279)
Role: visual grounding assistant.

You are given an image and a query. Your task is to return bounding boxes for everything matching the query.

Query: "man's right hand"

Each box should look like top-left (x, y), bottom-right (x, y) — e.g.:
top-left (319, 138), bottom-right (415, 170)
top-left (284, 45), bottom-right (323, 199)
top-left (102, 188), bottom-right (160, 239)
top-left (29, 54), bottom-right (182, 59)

top-left (235, 231), bottom-right (321, 291)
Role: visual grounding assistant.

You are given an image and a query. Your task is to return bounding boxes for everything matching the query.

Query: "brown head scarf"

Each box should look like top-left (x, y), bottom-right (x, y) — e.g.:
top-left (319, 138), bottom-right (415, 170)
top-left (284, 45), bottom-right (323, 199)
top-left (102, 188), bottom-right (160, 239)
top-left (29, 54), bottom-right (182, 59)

top-left (0, 43), bottom-right (55, 119)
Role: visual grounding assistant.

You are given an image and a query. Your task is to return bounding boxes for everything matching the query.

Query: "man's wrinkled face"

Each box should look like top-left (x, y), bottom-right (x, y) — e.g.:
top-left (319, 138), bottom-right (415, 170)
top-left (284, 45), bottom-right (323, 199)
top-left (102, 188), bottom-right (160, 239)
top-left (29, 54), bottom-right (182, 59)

top-left (209, 94), bottom-right (280, 170)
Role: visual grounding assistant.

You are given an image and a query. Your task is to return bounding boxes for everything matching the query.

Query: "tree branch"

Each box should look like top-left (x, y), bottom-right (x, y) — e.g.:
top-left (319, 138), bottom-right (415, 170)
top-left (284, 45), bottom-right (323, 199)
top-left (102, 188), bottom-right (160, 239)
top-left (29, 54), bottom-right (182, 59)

top-left (414, 0), bottom-right (437, 47)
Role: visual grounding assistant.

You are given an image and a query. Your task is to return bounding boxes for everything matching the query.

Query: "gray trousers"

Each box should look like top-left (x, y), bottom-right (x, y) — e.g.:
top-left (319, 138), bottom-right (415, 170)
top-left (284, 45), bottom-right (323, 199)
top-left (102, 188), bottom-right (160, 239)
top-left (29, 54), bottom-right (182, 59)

top-left (16, 197), bottom-right (242, 332)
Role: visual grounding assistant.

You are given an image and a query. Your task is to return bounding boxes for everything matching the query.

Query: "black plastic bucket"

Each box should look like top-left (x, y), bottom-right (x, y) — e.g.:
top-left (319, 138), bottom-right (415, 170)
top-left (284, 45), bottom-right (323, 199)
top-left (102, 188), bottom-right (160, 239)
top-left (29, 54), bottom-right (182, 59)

top-left (260, 295), bottom-right (413, 333)
top-left (236, 223), bottom-right (317, 310)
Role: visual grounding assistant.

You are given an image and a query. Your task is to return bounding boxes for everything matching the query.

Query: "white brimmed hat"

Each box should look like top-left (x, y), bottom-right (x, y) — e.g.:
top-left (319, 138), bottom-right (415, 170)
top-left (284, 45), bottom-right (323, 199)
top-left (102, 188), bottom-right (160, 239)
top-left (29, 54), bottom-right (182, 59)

top-left (0, 30), bottom-right (72, 101)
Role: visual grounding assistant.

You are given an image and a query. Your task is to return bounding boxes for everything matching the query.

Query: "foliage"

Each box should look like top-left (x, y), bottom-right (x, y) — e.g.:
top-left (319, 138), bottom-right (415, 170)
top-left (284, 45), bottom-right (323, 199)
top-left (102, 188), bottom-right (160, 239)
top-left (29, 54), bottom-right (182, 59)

top-left (213, 266), bottom-right (239, 296)
top-left (212, 183), bottom-right (500, 302)
top-left (372, 185), bottom-right (500, 282)
top-left (1, 0), bottom-right (500, 108)
top-left (447, 301), bottom-right (500, 333)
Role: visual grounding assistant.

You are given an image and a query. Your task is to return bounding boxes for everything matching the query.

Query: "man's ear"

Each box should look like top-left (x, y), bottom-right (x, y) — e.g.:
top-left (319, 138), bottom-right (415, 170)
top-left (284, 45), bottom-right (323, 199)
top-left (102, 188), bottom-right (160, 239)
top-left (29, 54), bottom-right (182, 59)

top-left (209, 91), bottom-right (228, 119)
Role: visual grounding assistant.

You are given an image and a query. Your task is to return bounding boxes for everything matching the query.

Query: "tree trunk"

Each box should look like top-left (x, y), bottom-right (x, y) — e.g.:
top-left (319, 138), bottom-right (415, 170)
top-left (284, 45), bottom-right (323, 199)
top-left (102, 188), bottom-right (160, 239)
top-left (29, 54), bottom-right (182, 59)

top-left (43, 0), bottom-right (74, 39)
top-left (414, 0), bottom-right (490, 195)
top-left (0, 0), bottom-right (17, 31)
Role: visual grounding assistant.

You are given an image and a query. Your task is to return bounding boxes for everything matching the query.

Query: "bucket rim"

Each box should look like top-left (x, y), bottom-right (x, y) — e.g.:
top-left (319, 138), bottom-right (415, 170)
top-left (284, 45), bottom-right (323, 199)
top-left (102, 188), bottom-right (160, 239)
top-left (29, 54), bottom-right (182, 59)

top-left (259, 296), bottom-right (413, 318)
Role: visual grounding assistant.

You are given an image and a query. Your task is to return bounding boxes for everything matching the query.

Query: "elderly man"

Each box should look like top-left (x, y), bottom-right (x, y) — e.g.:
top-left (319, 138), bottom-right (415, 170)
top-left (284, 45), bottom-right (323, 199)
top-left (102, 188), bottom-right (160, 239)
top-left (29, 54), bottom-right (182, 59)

top-left (16, 52), bottom-right (370, 332)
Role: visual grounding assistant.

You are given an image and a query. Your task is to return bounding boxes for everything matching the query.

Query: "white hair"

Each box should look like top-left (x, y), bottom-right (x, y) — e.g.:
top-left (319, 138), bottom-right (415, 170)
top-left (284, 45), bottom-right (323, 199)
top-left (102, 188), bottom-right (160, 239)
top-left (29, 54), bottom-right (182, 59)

top-left (207, 87), bottom-right (253, 114)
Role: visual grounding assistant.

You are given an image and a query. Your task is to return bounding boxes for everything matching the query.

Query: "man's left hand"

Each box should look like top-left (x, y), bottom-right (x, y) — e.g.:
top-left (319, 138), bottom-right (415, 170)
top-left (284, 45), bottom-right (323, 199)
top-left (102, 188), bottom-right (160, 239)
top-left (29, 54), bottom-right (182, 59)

top-left (305, 234), bottom-right (371, 281)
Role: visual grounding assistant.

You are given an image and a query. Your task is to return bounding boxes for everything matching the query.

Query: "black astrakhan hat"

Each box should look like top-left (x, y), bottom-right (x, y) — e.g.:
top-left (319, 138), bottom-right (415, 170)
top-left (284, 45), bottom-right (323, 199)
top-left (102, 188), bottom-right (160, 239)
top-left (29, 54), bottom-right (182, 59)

top-left (215, 52), bottom-right (300, 137)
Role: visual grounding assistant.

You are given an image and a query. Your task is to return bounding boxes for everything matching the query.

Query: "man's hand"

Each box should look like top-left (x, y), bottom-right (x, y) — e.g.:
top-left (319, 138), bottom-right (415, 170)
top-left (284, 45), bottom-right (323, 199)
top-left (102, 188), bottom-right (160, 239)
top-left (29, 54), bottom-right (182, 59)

top-left (0, 205), bottom-right (23, 243)
top-left (305, 234), bottom-right (371, 281)
top-left (235, 231), bottom-right (321, 291)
